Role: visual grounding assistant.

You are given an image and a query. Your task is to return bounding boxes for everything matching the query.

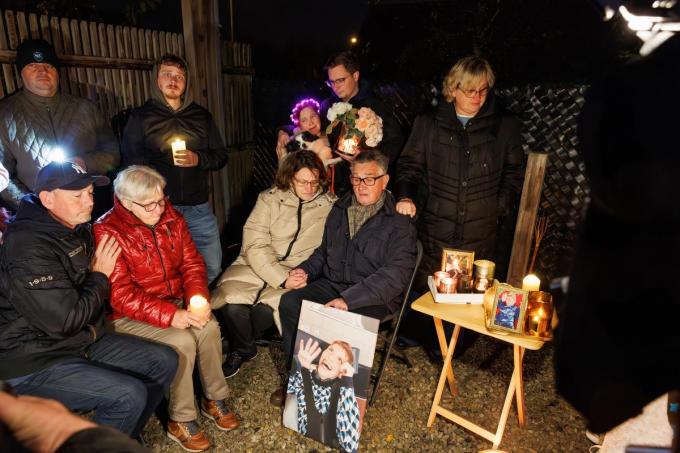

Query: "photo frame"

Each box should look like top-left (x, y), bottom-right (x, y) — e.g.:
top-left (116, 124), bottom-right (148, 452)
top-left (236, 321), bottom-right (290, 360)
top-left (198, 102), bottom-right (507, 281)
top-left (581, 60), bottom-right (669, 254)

top-left (488, 283), bottom-right (529, 334)
top-left (440, 248), bottom-right (475, 276)
top-left (283, 301), bottom-right (379, 452)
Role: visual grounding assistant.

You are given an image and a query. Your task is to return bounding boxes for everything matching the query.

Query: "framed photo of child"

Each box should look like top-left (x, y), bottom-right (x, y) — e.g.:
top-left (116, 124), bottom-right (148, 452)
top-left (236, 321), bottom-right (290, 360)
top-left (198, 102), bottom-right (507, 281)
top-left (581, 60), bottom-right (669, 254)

top-left (488, 284), bottom-right (529, 334)
top-left (441, 248), bottom-right (475, 276)
top-left (283, 301), bottom-right (379, 453)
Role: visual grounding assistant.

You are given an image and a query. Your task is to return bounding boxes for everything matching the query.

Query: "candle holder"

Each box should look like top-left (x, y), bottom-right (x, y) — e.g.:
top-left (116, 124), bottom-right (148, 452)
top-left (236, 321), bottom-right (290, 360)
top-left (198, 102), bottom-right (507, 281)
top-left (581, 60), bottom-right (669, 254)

top-left (433, 271), bottom-right (449, 288)
top-left (472, 260), bottom-right (495, 293)
top-left (438, 277), bottom-right (457, 294)
top-left (523, 291), bottom-right (553, 339)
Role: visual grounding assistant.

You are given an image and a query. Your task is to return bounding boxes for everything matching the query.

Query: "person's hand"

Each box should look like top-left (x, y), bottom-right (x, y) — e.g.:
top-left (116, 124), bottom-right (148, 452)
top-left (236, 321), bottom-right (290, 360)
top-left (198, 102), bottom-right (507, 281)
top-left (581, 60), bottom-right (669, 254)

top-left (91, 235), bottom-right (121, 278)
top-left (297, 337), bottom-right (321, 370)
top-left (0, 392), bottom-right (96, 453)
top-left (285, 268), bottom-right (308, 289)
top-left (171, 309), bottom-right (208, 329)
top-left (325, 298), bottom-right (348, 311)
top-left (396, 199), bottom-right (417, 218)
top-left (340, 361), bottom-right (355, 377)
top-left (276, 131), bottom-right (291, 160)
top-left (173, 149), bottom-right (199, 167)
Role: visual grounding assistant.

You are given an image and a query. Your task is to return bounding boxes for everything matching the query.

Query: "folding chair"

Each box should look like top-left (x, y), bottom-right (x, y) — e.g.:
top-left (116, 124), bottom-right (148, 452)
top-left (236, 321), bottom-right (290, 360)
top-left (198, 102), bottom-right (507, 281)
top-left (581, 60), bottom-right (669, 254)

top-left (369, 240), bottom-right (423, 406)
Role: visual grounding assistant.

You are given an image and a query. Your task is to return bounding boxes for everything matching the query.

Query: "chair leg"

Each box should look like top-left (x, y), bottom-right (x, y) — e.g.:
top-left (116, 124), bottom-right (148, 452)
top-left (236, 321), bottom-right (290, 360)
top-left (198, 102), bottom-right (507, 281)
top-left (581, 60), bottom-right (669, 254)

top-left (388, 344), bottom-right (412, 368)
top-left (369, 329), bottom-right (401, 406)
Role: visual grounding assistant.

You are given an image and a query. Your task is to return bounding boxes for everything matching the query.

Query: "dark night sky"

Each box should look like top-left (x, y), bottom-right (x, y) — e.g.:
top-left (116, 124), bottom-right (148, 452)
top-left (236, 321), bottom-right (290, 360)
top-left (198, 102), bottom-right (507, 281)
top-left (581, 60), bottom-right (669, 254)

top-left (2, 0), bottom-right (641, 83)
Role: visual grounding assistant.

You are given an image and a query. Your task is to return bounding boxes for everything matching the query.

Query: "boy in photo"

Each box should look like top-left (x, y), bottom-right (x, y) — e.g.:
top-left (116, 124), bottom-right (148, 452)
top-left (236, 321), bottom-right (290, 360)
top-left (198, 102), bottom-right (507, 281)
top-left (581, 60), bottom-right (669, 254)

top-left (286, 337), bottom-right (361, 452)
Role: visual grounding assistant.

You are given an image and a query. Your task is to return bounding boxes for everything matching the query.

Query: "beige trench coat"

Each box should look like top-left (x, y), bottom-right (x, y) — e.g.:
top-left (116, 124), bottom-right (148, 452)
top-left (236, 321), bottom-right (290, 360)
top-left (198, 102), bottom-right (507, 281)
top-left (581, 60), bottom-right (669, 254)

top-left (211, 188), bottom-right (335, 331)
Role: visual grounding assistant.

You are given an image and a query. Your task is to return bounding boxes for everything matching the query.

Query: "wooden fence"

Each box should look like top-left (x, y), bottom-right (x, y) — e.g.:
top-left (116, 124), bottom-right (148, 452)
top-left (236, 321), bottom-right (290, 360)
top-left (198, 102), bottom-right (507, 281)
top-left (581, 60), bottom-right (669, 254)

top-left (222, 41), bottom-right (255, 209)
top-left (0, 9), bottom-right (184, 122)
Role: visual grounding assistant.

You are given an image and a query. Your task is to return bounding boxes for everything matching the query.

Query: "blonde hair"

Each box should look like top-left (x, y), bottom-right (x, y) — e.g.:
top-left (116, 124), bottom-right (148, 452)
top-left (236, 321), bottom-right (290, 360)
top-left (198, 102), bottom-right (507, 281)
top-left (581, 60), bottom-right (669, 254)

top-left (114, 165), bottom-right (166, 202)
top-left (442, 56), bottom-right (495, 103)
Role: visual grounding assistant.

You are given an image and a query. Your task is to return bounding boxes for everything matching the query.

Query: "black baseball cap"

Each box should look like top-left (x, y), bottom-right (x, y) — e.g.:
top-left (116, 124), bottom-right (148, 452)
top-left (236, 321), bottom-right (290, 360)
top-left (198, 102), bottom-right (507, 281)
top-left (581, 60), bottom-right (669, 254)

top-left (34, 161), bottom-right (109, 193)
top-left (15, 38), bottom-right (60, 73)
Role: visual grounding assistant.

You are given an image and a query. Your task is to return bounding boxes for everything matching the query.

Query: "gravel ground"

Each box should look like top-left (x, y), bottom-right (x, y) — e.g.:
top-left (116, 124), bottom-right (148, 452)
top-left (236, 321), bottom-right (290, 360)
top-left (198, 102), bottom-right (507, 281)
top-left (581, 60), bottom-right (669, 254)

top-left (141, 335), bottom-right (591, 453)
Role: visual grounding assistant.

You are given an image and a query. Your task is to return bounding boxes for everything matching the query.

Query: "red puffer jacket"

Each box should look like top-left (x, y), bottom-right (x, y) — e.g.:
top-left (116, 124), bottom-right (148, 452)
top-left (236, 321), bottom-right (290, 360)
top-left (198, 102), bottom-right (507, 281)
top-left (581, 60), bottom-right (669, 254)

top-left (94, 197), bottom-right (209, 328)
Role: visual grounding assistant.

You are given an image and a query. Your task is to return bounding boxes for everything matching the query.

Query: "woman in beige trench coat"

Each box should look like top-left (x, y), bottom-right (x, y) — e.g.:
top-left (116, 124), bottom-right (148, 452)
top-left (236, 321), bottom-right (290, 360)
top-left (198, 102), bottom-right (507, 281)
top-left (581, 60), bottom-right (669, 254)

top-left (212, 150), bottom-right (336, 378)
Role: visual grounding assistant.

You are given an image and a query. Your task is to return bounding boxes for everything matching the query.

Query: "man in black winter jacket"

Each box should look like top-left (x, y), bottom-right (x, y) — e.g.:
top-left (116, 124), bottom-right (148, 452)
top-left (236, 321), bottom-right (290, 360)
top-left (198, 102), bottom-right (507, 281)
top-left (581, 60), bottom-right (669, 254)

top-left (0, 161), bottom-right (177, 439)
top-left (277, 150), bottom-right (417, 389)
top-left (121, 54), bottom-right (228, 285)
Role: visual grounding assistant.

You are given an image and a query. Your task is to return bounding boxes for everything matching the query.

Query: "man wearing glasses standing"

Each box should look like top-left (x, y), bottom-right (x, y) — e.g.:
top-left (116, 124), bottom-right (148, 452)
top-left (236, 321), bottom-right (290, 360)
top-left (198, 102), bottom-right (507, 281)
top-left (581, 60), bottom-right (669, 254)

top-left (121, 54), bottom-right (228, 285)
top-left (272, 150), bottom-right (417, 405)
top-left (394, 56), bottom-right (525, 350)
top-left (278, 51), bottom-right (404, 197)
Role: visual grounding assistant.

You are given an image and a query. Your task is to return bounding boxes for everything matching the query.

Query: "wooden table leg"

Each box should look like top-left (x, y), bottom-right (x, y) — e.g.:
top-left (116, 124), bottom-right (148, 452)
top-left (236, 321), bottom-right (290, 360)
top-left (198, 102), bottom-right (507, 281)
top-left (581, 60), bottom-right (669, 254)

top-left (514, 345), bottom-right (526, 427)
top-left (492, 360), bottom-right (518, 449)
top-left (433, 317), bottom-right (459, 396)
top-left (427, 324), bottom-right (461, 427)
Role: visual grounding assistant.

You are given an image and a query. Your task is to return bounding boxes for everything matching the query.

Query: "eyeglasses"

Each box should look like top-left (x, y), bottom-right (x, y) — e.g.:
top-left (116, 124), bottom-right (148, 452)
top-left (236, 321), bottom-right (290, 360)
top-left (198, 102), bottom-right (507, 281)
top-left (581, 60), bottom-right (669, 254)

top-left (457, 85), bottom-right (489, 98)
top-left (293, 177), bottom-right (320, 188)
top-left (349, 174), bottom-right (386, 186)
top-left (159, 71), bottom-right (186, 82)
top-left (325, 76), bottom-right (348, 88)
top-left (129, 197), bottom-right (167, 212)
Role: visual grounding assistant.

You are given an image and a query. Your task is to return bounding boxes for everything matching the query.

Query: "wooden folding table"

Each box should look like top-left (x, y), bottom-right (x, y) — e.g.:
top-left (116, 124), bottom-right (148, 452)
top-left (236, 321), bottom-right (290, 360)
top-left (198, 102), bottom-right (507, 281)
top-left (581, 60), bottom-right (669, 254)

top-left (412, 291), bottom-right (546, 450)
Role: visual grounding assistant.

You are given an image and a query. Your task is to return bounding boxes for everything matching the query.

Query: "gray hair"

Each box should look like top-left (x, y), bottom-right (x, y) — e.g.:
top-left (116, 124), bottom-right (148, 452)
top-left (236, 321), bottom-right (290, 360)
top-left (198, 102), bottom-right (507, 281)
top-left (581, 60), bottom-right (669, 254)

top-left (113, 165), bottom-right (166, 201)
top-left (351, 149), bottom-right (389, 174)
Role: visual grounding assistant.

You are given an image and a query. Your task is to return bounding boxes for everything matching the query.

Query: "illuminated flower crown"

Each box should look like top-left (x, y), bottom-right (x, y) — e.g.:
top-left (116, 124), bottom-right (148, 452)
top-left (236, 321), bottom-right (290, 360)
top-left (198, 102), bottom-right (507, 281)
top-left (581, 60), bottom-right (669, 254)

top-left (290, 98), bottom-right (321, 126)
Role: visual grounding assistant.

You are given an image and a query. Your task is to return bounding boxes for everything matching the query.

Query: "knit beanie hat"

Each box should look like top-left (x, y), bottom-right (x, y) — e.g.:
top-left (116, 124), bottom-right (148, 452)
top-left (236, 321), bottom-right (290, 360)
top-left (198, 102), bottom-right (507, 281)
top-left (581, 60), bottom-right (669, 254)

top-left (15, 38), bottom-right (60, 73)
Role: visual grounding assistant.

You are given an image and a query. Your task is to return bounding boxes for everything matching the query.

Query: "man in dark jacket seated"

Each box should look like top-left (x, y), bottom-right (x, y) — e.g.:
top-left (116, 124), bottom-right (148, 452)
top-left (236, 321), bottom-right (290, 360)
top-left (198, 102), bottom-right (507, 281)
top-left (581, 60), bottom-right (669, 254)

top-left (0, 161), bottom-right (178, 439)
top-left (273, 150), bottom-right (417, 404)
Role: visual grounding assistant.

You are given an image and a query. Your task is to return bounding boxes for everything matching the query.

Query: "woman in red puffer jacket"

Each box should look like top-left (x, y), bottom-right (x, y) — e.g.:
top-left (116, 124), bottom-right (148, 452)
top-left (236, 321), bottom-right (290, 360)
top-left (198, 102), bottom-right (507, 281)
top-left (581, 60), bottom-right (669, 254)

top-left (94, 165), bottom-right (238, 451)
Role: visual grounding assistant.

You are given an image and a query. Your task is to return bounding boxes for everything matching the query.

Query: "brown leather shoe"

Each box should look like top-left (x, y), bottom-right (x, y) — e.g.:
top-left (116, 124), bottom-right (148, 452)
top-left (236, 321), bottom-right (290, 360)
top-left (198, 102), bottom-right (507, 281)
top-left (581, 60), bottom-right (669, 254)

top-left (269, 386), bottom-right (285, 407)
top-left (200, 399), bottom-right (240, 431)
top-left (167, 420), bottom-right (211, 452)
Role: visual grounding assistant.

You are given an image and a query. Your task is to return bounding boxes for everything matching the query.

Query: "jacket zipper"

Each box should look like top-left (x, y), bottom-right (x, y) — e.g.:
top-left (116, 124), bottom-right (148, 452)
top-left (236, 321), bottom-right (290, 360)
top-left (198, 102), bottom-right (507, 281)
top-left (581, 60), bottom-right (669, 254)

top-left (150, 226), bottom-right (172, 294)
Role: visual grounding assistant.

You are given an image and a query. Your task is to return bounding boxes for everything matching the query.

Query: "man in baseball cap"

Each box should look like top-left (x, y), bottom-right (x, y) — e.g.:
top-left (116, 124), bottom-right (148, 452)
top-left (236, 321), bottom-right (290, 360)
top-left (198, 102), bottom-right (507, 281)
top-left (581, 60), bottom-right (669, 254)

top-left (0, 160), bottom-right (179, 440)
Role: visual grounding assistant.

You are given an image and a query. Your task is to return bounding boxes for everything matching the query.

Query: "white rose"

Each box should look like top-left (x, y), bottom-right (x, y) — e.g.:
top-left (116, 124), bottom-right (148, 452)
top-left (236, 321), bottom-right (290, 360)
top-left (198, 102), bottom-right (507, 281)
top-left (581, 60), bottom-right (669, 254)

top-left (327, 102), bottom-right (353, 122)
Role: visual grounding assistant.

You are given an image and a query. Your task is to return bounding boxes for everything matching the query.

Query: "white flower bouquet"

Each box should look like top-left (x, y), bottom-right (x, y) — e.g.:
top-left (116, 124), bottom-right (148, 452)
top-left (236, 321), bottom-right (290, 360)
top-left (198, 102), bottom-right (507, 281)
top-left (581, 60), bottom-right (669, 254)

top-left (326, 102), bottom-right (383, 155)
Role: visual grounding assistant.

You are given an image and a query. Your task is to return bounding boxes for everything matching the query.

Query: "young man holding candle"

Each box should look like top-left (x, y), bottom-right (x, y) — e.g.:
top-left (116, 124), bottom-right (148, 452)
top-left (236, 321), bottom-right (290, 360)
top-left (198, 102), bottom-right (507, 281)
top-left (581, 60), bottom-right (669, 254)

top-left (94, 165), bottom-right (238, 452)
top-left (121, 54), bottom-right (228, 285)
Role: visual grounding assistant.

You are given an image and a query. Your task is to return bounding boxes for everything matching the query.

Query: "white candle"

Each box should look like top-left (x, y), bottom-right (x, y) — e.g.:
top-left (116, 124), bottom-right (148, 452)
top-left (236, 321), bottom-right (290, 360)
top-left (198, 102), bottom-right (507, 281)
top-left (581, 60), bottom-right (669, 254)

top-left (171, 139), bottom-right (186, 152)
top-left (189, 295), bottom-right (210, 317)
top-left (342, 138), bottom-right (356, 154)
top-left (522, 274), bottom-right (541, 292)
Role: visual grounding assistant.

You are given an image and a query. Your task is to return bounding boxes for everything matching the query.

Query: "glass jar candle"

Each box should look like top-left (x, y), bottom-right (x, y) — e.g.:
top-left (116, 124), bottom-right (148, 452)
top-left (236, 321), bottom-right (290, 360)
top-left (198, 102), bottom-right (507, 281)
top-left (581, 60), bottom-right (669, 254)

top-left (524, 291), bottom-right (553, 338)
top-left (473, 260), bottom-right (495, 293)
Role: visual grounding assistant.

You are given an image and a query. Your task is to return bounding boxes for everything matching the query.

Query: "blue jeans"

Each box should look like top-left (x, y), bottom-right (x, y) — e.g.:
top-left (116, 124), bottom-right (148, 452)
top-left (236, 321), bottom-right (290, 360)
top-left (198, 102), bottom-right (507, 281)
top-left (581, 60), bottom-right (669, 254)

top-left (175, 202), bottom-right (223, 285)
top-left (8, 332), bottom-right (178, 438)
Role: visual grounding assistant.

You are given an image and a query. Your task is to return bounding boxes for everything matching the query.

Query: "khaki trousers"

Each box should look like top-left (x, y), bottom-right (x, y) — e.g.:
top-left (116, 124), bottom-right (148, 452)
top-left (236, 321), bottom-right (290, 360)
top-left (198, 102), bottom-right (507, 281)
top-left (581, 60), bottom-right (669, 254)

top-left (112, 317), bottom-right (228, 422)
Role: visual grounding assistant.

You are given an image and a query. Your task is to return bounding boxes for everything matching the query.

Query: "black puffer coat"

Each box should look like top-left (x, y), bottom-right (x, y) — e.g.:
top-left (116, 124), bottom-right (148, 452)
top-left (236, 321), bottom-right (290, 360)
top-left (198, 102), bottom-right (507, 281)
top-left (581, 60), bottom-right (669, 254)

top-left (394, 95), bottom-right (524, 282)
top-left (0, 195), bottom-right (109, 379)
top-left (299, 192), bottom-right (417, 313)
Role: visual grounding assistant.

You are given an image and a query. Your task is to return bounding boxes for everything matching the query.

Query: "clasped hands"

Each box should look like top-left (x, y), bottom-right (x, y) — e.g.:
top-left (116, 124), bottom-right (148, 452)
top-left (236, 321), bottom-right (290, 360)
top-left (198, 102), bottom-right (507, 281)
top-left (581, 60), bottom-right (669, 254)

top-left (171, 307), bottom-right (210, 330)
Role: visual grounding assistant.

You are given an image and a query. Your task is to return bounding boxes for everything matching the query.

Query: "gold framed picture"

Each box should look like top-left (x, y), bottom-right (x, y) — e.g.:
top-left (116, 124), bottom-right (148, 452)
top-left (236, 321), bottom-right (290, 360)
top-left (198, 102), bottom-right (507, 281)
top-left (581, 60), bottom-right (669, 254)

top-left (441, 248), bottom-right (475, 276)
top-left (488, 283), bottom-right (529, 334)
